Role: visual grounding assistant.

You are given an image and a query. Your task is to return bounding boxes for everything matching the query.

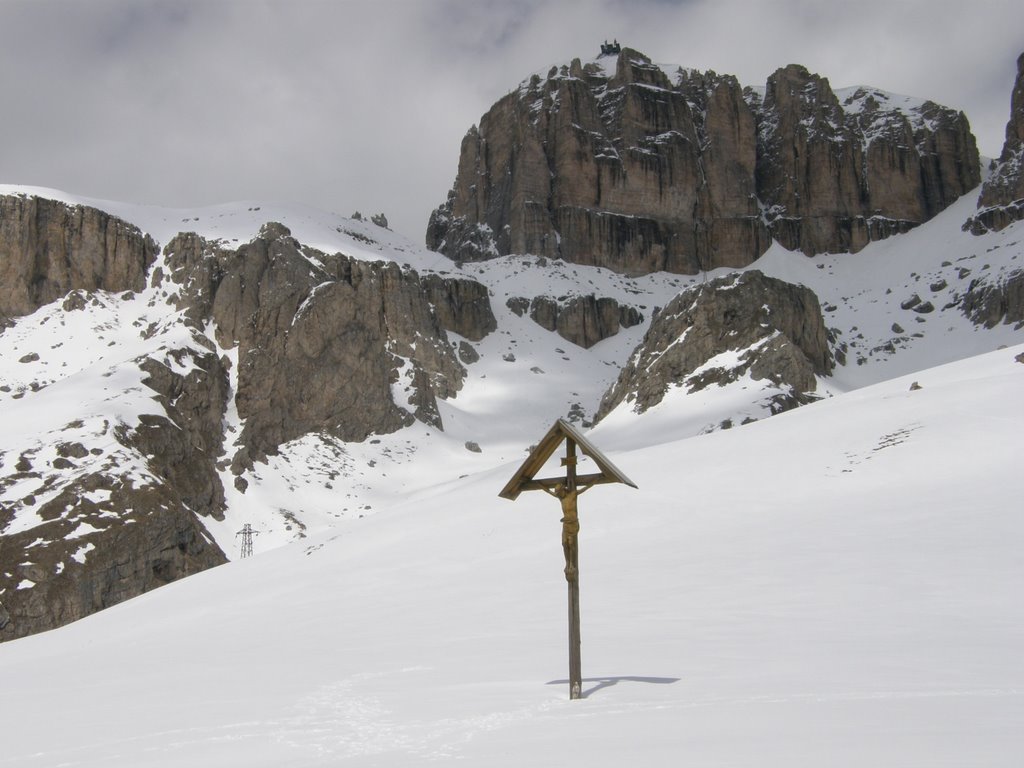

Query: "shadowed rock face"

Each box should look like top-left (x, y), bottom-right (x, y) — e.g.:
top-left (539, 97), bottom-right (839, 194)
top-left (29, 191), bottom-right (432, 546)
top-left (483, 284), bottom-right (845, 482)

top-left (428, 50), bottom-right (980, 273)
top-left (421, 274), bottom-right (497, 342)
top-left (968, 52), bottom-right (1024, 234)
top-left (594, 270), bottom-right (833, 423)
top-left (525, 294), bottom-right (643, 349)
top-left (0, 477), bottom-right (226, 643)
top-left (959, 269), bottom-right (1024, 328)
top-left (0, 196), bottom-right (229, 642)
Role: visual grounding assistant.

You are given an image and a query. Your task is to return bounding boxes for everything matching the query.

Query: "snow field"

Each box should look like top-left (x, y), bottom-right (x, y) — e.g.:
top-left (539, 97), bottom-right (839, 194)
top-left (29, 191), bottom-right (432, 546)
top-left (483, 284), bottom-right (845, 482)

top-left (0, 344), bottom-right (1021, 766)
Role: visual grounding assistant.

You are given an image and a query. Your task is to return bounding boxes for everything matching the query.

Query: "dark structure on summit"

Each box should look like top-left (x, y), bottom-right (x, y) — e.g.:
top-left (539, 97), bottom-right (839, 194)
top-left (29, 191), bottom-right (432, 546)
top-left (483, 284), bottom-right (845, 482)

top-left (600, 39), bottom-right (621, 56)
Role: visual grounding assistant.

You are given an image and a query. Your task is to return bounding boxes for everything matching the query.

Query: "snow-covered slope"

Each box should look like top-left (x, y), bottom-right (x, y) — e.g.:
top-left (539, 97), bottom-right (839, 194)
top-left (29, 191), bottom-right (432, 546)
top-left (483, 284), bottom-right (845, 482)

top-left (0, 342), bottom-right (1020, 766)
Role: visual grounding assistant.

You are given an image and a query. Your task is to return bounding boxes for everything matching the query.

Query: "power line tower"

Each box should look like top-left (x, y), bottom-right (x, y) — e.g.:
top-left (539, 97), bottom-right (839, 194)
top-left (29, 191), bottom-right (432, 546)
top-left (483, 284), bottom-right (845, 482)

top-left (236, 523), bottom-right (258, 558)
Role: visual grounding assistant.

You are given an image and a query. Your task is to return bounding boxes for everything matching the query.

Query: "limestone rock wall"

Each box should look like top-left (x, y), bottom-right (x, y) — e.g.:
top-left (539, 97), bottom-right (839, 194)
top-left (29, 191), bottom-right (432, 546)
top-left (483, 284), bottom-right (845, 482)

top-left (0, 333), bottom-right (233, 644)
top-left (755, 67), bottom-right (979, 255)
top-left (135, 347), bottom-right (231, 516)
top-left (421, 274), bottom-right (497, 342)
top-left (0, 195), bottom-right (157, 318)
top-left (428, 50), bottom-right (980, 273)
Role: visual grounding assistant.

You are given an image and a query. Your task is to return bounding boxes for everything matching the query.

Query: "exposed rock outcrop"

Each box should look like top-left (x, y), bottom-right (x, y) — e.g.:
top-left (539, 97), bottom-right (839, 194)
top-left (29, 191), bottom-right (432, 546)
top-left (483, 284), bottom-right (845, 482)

top-left (0, 199), bottom-right (233, 640)
top-left (959, 269), bottom-right (1024, 328)
top-left (967, 52), bottom-right (1024, 233)
top-left (427, 51), bottom-right (766, 275)
top-left (595, 270), bottom-right (832, 421)
top-left (527, 294), bottom-right (643, 348)
top-left (0, 195), bottom-right (157, 318)
top-left (428, 50), bottom-right (980, 273)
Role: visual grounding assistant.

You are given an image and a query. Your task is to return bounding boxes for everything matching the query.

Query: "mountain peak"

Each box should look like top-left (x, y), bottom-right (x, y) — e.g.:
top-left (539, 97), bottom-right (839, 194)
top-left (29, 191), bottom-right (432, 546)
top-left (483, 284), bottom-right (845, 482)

top-left (427, 55), bottom-right (979, 272)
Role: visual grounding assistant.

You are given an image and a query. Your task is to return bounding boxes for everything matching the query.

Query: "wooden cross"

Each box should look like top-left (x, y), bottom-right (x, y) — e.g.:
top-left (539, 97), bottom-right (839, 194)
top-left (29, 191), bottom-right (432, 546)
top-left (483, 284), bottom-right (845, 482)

top-left (499, 419), bottom-right (637, 700)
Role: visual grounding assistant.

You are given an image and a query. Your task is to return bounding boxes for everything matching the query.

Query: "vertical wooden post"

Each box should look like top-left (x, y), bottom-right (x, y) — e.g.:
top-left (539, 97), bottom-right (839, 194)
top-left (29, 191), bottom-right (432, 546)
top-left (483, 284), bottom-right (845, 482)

top-left (561, 438), bottom-right (582, 700)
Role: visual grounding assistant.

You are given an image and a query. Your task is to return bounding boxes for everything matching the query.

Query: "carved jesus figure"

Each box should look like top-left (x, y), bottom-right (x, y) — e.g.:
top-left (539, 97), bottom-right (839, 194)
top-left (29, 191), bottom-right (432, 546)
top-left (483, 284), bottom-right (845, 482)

top-left (559, 486), bottom-right (580, 582)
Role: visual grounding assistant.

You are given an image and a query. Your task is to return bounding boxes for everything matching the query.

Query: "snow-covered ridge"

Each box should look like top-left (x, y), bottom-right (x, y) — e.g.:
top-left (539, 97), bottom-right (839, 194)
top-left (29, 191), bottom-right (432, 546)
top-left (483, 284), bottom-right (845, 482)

top-left (510, 56), bottom-right (946, 128)
top-left (836, 85), bottom-right (931, 116)
top-left (515, 54), bottom-right (617, 90)
top-left (837, 85), bottom-right (946, 143)
top-left (0, 184), bottom-right (455, 275)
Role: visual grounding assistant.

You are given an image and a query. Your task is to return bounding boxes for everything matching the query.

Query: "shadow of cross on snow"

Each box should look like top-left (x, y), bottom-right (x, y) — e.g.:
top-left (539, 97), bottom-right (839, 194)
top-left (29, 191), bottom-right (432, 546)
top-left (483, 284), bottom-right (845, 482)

top-left (545, 675), bottom-right (680, 699)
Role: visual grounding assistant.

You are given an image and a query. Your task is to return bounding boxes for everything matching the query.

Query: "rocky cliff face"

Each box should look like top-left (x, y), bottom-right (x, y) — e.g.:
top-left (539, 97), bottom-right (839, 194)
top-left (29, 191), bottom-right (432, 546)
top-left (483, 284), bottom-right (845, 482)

top-left (756, 67), bottom-right (979, 254)
top-left (595, 270), bottom-right (833, 423)
top-left (0, 195), bottom-right (157, 318)
top-left (427, 49), bottom-right (980, 273)
top-left (164, 223), bottom-right (493, 469)
top-left (967, 52), bottom-right (1024, 233)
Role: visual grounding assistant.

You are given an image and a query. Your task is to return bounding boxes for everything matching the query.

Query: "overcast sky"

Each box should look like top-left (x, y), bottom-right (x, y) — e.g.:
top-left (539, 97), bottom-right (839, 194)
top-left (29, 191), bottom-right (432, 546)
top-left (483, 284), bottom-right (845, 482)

top-left (1, 0), bottom-right (1020, 240)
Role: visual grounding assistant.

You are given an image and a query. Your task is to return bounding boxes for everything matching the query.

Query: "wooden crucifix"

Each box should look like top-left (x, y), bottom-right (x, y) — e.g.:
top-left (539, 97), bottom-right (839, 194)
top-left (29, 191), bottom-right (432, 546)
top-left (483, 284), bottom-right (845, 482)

top-left (499, 419), bottom-right (637, 700)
